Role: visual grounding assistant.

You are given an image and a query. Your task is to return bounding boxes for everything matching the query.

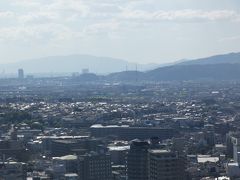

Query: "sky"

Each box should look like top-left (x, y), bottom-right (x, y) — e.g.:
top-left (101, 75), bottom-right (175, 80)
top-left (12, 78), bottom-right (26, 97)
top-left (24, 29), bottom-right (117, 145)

top-left (0, 0), bottom-right (240, 64)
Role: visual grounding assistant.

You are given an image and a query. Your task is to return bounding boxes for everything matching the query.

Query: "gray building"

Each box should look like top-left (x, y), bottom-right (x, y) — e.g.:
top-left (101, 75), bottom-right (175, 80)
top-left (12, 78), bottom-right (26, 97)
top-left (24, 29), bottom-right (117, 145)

top-left (127, 140), bottom-right (150, 180)
top-left (90, 124), bottom-right (179, 140)
top-left (51, 138), bottom-right (100, 157)
top-left (149, 149), bottom-right (186, 180)
top-left (18, 68), bottom-right (24, 79)
top-left (78, 148), bottom-right (112, 180)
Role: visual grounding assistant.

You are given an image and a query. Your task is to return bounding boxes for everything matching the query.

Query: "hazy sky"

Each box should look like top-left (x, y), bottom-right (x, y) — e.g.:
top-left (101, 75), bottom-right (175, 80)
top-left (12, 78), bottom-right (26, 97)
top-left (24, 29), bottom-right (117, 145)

top-left (0, 0), bottom-right (240, 64)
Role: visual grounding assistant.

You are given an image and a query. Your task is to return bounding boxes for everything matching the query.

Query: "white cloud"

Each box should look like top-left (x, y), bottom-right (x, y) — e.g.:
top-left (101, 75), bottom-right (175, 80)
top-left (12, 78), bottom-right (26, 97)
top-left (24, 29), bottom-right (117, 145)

top-left (219, 35), bottom-right (240, 42)
top-left (85, 21), bottom-right (120, 35)
top-left (120, 9), bottom-right (239, 22)
top-left (11, 0), bottom-right (42, 8)
top-left (0, 11), bottom-right (15, 19)
top-left (44, 0), bottom-right (89, 15)
top-left (0, 23), bottom-right (83, 42)
top-left (18, 12), bottom-right (60, 24)
top-left (11, 1), bottom-right (240, 23)
top-left (0, 0), bottom-right (240, 56)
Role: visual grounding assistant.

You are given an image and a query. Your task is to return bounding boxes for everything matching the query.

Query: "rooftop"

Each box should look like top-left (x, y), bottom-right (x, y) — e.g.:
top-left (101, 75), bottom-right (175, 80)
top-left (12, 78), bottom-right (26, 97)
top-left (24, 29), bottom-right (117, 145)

top-left (53, 155), bottom-right (77, 161)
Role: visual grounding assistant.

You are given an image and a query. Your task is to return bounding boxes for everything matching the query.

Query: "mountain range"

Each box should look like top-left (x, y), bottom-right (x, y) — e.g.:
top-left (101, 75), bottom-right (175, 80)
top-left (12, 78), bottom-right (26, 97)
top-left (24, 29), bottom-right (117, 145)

top-left (105, 52), bottom-right (240, 81)
top-left (178, 52), bottom-right (240, 66)
top-left (149, 52), bottom-right (240, 80)
top-left (2, 52), bottom-right (240, 80)
top-left (0, 55), bottom-right (158, 75)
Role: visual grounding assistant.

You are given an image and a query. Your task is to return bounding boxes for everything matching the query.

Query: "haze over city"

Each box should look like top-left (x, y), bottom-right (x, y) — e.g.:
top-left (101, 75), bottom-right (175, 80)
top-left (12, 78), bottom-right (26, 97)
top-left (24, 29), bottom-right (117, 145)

top-left (1, 1), bottom-right (240, 180)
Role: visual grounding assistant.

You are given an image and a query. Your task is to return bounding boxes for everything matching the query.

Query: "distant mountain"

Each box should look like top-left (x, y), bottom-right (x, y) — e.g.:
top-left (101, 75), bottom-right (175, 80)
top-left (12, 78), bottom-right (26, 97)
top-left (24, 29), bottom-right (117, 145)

top-left (145, 63), bottom-right (240, 81)
top-left (106, 71), bottom-right (145, 81)
top-left (3, 52), bottom-right (240, 80)
top-left (105, 64), bottom-right (240, 81)
top-left (178, 52), bottom-right (240, 65)
top-left (1, 55), bottom-right (159, 74)
top-left (106, 52), bottom-right (240, 81)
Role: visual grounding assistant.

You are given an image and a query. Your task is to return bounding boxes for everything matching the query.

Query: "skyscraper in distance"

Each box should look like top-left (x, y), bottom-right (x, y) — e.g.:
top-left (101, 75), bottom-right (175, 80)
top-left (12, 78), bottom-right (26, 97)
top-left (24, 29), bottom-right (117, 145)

top-left (18, 69), bottom-right (24, 79)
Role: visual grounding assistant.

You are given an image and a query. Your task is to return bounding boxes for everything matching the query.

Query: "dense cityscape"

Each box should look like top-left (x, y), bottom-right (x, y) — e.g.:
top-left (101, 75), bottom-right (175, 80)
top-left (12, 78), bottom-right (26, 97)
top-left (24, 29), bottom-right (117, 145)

top-left (0, 69), bottom-right (238, 180)
top-left (0, 1), bottom-right (239, 179)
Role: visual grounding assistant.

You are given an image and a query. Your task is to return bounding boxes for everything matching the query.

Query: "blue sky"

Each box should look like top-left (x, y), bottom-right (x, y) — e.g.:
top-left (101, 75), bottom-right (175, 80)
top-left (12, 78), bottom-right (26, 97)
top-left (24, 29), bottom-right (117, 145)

top-left (0, 0), bottom-right (240, 64)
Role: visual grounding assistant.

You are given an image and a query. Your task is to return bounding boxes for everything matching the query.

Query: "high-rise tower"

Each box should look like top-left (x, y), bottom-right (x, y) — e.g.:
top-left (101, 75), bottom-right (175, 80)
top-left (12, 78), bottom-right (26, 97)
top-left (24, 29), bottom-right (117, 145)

top-left (18, 69), bottom-right (24, 79)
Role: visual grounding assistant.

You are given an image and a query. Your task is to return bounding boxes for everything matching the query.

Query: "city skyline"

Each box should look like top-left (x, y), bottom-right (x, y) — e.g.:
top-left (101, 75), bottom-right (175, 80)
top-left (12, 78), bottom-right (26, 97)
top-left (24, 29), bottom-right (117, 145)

top-left (0, 1), bottom-right (240, 179)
